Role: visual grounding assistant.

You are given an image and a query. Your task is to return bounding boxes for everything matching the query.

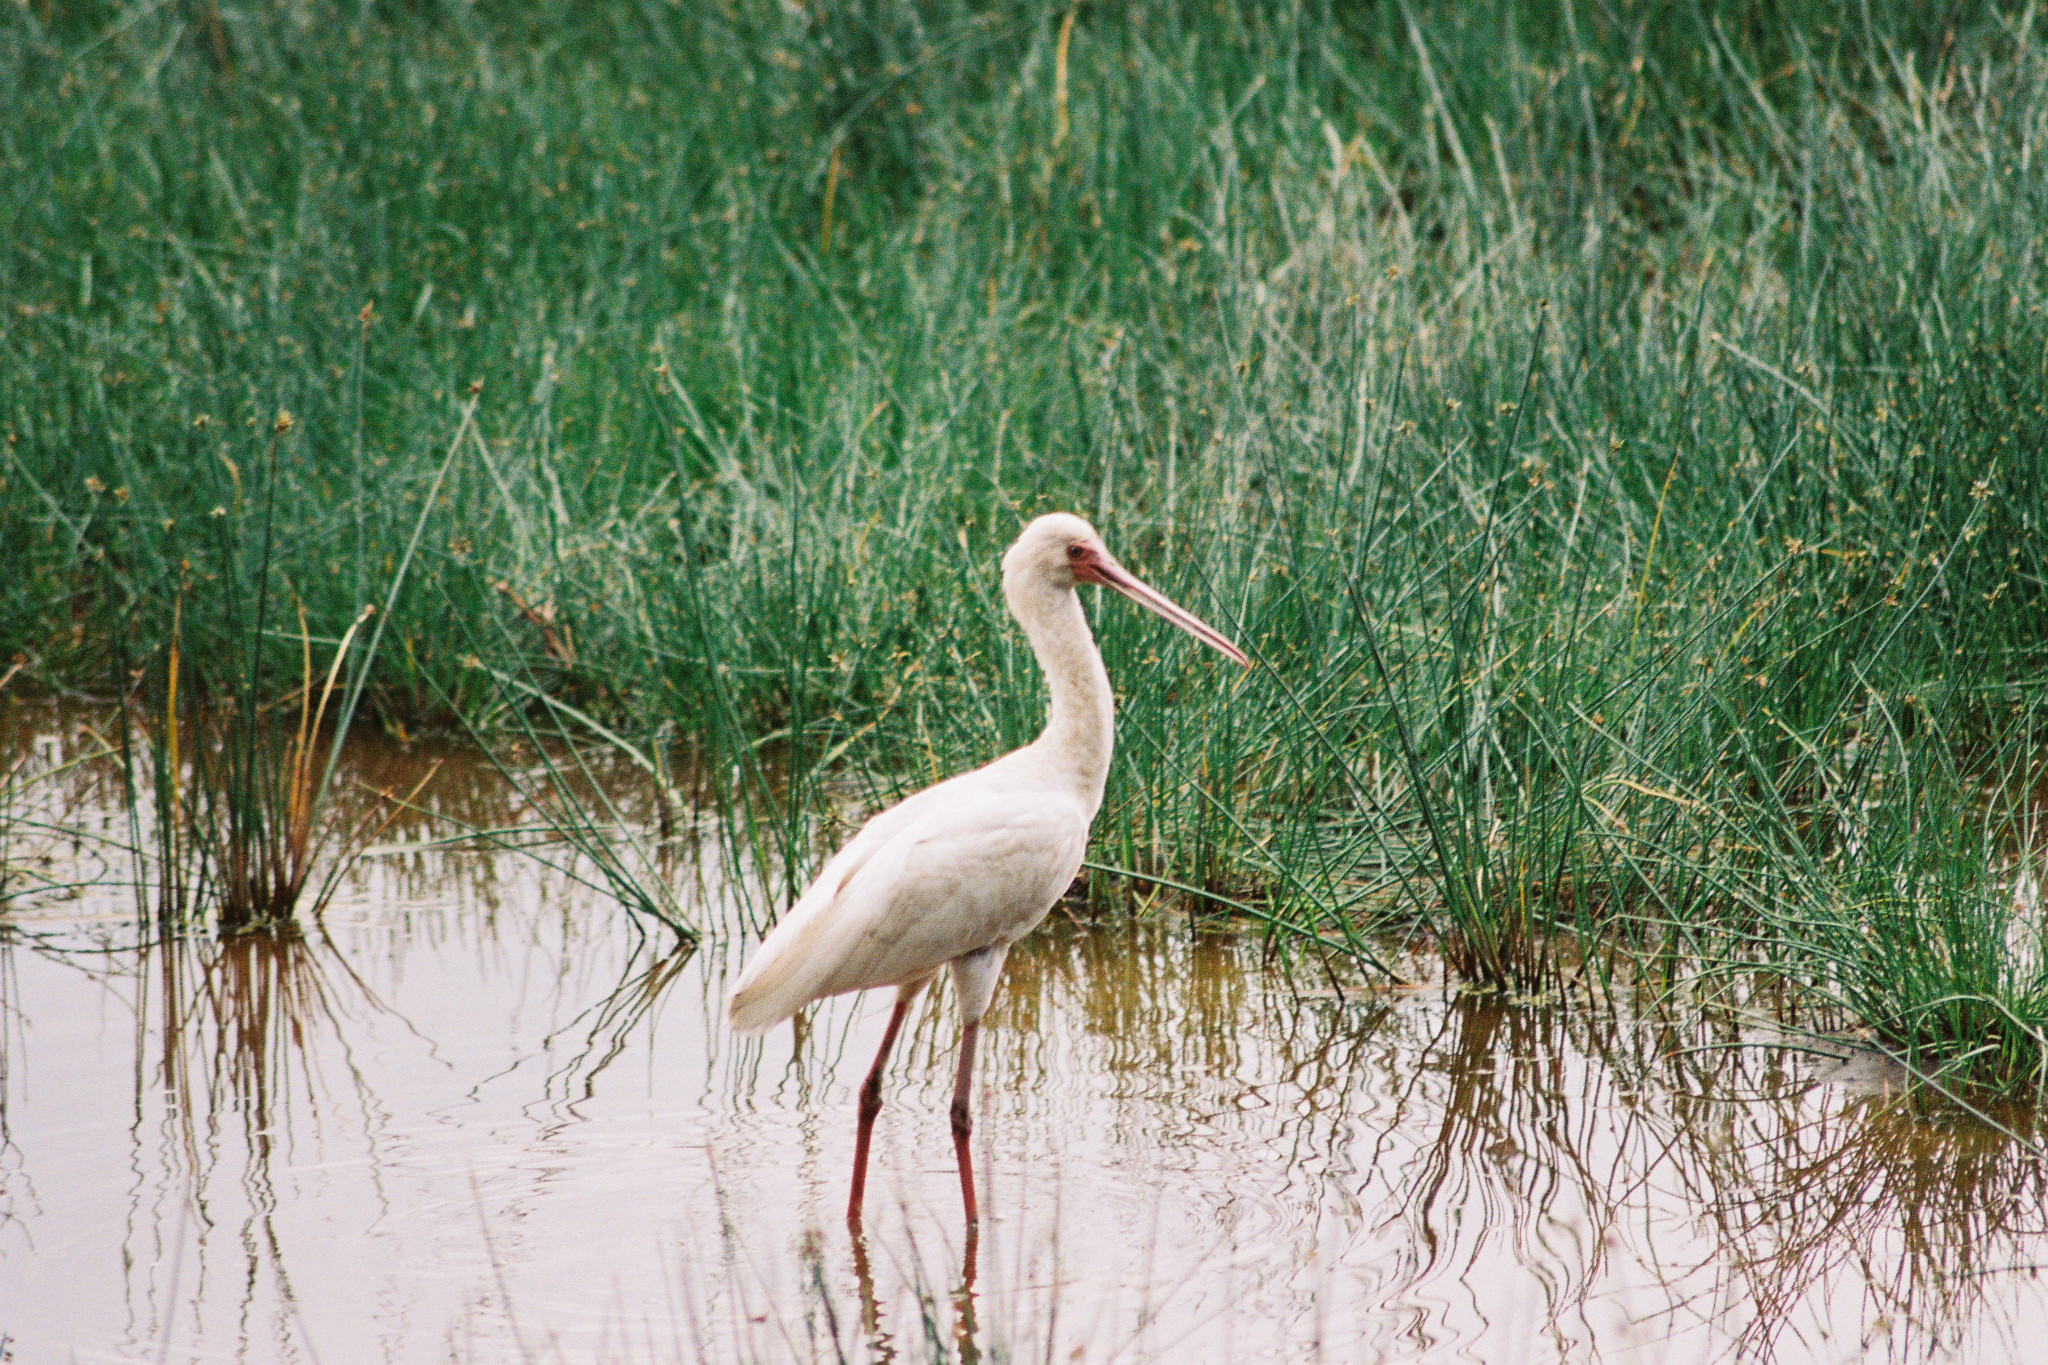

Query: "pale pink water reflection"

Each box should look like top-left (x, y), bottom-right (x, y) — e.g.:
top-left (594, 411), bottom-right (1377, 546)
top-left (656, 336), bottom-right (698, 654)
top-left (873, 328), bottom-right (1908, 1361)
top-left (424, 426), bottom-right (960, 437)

top-left (1, 708), bottom-right (2043, 1363)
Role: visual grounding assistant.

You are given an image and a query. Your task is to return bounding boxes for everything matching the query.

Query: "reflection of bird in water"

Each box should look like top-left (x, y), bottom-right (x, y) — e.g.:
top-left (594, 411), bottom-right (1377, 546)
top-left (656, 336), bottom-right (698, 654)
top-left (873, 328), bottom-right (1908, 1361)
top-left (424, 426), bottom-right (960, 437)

top-left (728, 513), bottom-right (1246, 1232)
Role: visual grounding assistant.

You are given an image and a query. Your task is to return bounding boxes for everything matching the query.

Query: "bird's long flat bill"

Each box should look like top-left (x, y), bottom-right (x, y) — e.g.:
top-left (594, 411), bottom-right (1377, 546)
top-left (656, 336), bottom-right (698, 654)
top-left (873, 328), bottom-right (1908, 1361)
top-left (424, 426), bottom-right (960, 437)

top-left (1082, 556), bottom-right (1250, 666)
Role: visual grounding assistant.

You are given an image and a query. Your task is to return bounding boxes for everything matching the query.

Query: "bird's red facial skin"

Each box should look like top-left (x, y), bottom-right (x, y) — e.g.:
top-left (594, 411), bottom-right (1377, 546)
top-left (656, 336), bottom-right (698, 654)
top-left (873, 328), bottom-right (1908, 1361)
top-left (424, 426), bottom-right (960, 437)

top-left (1067, 541), bottom-right (1112, 585)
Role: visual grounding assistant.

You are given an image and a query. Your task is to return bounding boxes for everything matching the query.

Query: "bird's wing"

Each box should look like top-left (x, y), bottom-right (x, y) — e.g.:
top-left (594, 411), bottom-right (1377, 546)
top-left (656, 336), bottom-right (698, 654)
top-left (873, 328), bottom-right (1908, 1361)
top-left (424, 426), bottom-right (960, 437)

top-left (726, 779), bottom-right (1087, 1034)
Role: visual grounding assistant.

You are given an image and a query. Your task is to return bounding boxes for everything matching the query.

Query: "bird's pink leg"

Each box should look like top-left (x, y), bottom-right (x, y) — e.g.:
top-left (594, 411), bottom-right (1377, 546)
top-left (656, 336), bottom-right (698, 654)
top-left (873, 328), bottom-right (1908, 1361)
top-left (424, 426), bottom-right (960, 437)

top-left (950, 1021), bottom-right (981, 1230)
top-left (847, 997), bottom-right (912, 1228)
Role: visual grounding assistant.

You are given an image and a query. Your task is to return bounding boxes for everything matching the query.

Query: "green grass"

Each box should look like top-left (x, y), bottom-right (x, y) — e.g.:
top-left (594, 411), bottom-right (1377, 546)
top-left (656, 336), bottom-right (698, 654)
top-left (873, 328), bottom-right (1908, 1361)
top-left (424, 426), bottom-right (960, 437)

top-left (4, 1), bottom-right (2048, 1088)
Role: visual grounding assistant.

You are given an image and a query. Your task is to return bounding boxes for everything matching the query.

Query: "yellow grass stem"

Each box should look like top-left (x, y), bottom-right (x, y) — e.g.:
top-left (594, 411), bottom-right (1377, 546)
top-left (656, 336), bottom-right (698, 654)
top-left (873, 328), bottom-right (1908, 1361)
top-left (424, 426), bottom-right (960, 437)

top-left (166, 595), bottom-right (181, 824)
top-left (1629, 451), bottom-right (1682, 644)
top-left (1054, 9), bottom-right (1076, 148)
top-left (288, 600), bottom-right (314, 853)
top-left (303, 604), bottom-right (374, 785)
top-left (821, 140), bottom-right (841, 253)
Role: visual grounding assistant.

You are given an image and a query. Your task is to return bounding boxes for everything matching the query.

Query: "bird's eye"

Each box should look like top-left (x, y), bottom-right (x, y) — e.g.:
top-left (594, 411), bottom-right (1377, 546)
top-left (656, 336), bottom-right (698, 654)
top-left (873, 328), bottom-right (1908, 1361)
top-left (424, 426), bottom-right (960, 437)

top-left (1066, 543), bottom-right (1085, 560)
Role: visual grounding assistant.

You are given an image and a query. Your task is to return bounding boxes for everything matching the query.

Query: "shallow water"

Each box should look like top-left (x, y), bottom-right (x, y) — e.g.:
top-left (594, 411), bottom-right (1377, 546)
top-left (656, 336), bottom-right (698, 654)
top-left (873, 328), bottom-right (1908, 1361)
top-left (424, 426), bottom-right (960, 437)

top-left (2, 711), bottom-right (2045, 1363)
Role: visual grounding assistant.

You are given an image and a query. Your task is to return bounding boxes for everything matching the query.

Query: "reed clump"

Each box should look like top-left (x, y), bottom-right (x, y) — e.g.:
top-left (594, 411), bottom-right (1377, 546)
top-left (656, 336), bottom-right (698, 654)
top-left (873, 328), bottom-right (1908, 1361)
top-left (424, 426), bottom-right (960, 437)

top-left (124, 596), bottom-right (410, 930)
top-left (110, 407), bottom-right (460, 930)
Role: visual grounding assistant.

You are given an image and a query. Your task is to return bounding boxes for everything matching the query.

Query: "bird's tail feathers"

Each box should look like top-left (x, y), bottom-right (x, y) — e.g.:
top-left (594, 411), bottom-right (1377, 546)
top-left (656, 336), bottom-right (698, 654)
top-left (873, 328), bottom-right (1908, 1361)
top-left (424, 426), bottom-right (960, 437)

top-left (726, 912), bottom-right (835, 1035)
top-left (727, 980), bottom-right (801, 1036)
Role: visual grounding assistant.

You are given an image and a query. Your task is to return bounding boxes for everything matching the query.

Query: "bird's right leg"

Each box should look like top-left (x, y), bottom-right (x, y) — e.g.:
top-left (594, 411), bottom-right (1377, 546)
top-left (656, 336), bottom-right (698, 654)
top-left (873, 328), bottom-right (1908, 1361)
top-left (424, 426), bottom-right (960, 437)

top-left (945, 945), bottom-right (1006, 1240)
top-left (950, 1020), bottom-right (981, 1232)
top-left (847, 988), bottom-right (917, 1228)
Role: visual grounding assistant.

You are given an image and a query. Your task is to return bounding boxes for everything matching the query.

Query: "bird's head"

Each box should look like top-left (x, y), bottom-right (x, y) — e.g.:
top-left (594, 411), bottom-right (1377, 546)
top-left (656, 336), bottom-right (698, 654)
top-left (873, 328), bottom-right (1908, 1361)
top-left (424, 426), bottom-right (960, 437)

top-left (1002, 512), bottom-right (1111, 591)
top-left (1002, 513), bottom-right (1249, 665)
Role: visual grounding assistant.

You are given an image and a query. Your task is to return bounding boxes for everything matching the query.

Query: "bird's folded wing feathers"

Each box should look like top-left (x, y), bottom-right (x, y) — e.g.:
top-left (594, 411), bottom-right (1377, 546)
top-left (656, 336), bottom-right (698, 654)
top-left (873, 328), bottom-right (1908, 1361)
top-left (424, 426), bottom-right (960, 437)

top-left (726, 787), bottom-right (1085, 1034)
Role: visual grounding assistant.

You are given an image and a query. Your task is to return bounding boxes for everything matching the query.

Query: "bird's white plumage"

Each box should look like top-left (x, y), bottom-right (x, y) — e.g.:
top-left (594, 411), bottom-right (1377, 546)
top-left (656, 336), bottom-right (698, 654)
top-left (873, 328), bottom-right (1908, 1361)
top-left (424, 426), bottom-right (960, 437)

top-left (724, 511), bottom-right (1244, 1045)
top-left (727, 751), bottom-right (1089, 1033)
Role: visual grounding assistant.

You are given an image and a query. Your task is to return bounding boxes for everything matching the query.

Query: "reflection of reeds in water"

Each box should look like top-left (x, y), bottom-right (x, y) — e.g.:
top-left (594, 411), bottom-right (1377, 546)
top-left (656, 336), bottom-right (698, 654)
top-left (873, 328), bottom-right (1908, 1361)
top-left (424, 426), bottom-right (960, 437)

top-left (1681, 1067), bottom-right (2047, 1361)
top-left (946, 925), bottom-right (2045, 1364)
top-left (642, 1211), bottom-right (998, 1365)
top-left (1373, 994), bottom-right (2047, 1363)
top-left (125, 927), bottom-right (385, 1356)
top-left (0, 715), bottom-right (123, 910)
top-left (0, 939), bottom-right (20, 1197)
top-left (1381, 999), bottom-right (1632, 1353)
top-left (533, 938), bottom-right (697, 1113)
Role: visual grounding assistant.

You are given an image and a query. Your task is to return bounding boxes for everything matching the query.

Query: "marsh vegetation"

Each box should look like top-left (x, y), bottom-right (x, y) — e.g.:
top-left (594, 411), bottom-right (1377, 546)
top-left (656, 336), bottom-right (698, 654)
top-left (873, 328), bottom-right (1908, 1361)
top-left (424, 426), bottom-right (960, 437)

top-left (2, 9), bottom-right (2048, 1350)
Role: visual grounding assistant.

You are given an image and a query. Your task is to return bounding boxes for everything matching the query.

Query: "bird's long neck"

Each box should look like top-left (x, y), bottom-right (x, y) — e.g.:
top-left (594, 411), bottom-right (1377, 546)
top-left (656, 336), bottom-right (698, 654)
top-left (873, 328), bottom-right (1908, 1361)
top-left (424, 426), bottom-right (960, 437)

top-left (1007, 577), bottom-right (1114, 807)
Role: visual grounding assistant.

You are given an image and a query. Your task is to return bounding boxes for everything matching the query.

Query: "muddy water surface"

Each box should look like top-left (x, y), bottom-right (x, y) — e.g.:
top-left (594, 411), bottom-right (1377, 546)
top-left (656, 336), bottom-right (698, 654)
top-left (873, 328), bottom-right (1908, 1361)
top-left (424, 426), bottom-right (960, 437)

top-left (2, 711), bottom-right (2045, 1363)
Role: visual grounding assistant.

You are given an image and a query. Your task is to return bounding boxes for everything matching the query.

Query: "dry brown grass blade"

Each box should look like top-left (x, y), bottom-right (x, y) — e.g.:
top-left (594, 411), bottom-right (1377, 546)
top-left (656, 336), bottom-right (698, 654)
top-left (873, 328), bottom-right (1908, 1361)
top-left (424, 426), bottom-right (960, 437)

top-left (316, 758), bottom-right (445, 915)
top-left (821, 140), bottom-right (841, 254)
top-left (493, 581), bottom-right (574, 666)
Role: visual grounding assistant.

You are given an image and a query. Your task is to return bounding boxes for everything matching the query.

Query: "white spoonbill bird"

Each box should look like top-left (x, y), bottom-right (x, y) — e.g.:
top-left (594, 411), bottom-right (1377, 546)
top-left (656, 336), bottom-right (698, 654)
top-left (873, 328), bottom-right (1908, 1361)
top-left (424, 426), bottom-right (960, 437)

top-left (727, 513), bottom-right (1247, 1229)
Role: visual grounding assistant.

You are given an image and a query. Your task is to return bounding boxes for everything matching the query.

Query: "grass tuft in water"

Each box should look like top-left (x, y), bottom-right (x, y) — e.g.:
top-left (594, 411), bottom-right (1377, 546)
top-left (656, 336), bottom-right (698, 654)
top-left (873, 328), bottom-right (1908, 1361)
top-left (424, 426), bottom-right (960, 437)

top-left (110, 404), bottom-right (467, 930)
